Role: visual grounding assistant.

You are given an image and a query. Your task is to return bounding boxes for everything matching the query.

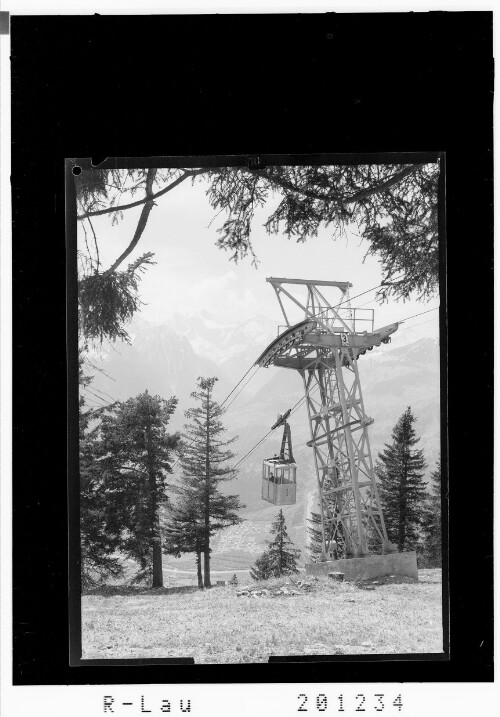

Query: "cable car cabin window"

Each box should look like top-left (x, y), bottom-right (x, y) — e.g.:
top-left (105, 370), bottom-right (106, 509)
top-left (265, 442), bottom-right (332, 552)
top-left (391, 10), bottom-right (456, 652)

top-left (283, 465), bottom-right (295, 484)
top-left (262, 459), bottom-right (297, 506)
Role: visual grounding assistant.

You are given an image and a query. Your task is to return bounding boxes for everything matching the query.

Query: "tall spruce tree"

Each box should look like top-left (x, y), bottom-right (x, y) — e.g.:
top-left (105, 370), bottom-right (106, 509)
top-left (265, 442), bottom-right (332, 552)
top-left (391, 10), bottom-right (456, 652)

top-left (98, 391), bottom-right (180, 587)
top-left (251, 509), bottom-right (301, 580)
top-left (375, 406), bottom-right (428, 552)
top-left (420, 458), bottom-right (442, 567)
top-left (178, 377), bottom-right (244, 588)
top-left (79, 356), bottom-right (123, 588)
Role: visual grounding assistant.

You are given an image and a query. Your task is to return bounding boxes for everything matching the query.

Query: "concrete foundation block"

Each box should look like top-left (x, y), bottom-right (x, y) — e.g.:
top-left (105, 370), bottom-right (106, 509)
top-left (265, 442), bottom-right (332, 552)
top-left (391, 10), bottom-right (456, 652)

top-left (306, 551), bottom-right (418, 581)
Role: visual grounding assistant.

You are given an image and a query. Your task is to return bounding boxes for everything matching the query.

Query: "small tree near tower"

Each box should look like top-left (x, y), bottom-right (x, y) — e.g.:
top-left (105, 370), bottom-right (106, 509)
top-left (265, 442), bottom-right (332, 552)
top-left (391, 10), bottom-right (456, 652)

top-left (251, 509), bottom-right (301, 580)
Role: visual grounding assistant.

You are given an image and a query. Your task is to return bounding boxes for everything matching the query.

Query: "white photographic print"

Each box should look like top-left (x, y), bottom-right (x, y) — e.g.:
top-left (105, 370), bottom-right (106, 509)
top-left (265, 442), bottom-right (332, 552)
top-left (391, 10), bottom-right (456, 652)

top-left (74, 158), bottom-right (444, 664)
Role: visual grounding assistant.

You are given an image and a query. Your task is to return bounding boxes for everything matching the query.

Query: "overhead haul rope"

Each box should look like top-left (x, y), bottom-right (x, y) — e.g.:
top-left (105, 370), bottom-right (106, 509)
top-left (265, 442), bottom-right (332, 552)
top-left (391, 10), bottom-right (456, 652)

top-left (316, 291), bottom-right (439, 329)
top-left (334, 282), bottom-right (386, 310)
top-left (398, 306), bottom-right (439, 323)
top-left (313, 276), bottom-right (430, 321)
top-left (223, 365), bottom-right (261, 411)
top-left (398, 316), bottom-right (438, 333)
top-left (220, 364), bottom-right (260, 408)
top-left (232, 389), bottom-right (316, 472)
top-left (310, 282), bottom-right (384, 320)
top-left (232, 428), bottom-right (275, 472)
top-left (170, 362), bottom-right (262, 472)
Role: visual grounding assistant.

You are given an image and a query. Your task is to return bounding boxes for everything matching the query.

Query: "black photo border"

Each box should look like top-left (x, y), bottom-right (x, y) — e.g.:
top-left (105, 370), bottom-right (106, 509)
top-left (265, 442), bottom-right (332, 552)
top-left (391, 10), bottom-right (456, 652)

top-left (11, 11), bottom-right (493, 686)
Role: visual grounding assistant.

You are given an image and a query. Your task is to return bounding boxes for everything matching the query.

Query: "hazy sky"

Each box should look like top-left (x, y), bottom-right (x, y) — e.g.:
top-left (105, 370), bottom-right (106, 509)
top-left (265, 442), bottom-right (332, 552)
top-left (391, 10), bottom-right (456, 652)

top-left (78, 171), bottom-right (440, 345)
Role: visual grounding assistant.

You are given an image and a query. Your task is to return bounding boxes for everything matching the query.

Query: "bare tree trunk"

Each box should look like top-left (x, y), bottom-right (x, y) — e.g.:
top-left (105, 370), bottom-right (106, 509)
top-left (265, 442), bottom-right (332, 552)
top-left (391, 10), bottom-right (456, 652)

top-left (196, 550), bottom-right (203, 589)
top-left (203, 545), bottom-right (211, 588)
top-left (146, 421), bottom-right (163, 589)
top-left (151, 523), bottom-right (163, 588)
top-left (203, 384), bottom-right (212, 588)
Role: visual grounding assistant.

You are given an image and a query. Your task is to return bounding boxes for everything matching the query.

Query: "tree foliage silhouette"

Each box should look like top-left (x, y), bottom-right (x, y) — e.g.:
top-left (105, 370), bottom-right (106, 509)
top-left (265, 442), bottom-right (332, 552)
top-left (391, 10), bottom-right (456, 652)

top-left (375, 406), bottom-right (427, 552)
top-left (79, 354), bottom-right (123, 588)
top-left (176, 377), bottom-right (244, 588)
top-left (162, 501), bottom-right (206, 588)
top-left (97, 391), bottom-right (180, 587)
top-left (420, 458), bottom-right (442, 567)
top-left (251, 509), bottom-right (301, 580)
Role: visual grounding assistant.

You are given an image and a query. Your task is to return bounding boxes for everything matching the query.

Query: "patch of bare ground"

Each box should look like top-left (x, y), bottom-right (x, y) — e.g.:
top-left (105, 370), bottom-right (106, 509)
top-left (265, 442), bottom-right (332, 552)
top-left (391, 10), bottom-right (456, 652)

top-left (82, 568), bottom-right (444, 664)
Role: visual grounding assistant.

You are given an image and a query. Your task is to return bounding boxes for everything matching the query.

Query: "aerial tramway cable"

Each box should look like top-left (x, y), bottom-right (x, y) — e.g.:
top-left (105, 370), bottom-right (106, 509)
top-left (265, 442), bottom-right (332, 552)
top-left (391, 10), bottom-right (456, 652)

top-left (398, 316), bottom-right (437, 333)
top-left (232, 428), bottom-right (275, 472)
top-left (398, 307), bottom-right (439, 323)
top-left (170, 362), bottom-right (262, 472)
top-left (222, 365), bottom-right (260, 411)
top-left (314, 277), bottom-right (433, 320)
top-left (231, 391), bottom-right (314, 471)
top-left (220, 364), bottom-right (260, 408)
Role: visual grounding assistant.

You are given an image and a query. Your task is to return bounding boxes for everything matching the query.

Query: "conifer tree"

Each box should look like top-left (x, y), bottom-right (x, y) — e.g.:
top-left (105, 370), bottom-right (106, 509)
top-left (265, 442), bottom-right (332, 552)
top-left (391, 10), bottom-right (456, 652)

top-left (251, 509), bottom-right (301, 580)
top-left (98, 391), bottom-right (180, 587)
top-left (250, 551), bottom-right (274, 581)
top-left (162, 502), bottom-right (205, 588)
top-left (421, 458), bottom-right (442, 567)
top-left (79, 356), bottom-right (123, 588)
top-left (178, 377), bottom-right (244, 588)
top-left (375, 406), bottom-right (428, 552)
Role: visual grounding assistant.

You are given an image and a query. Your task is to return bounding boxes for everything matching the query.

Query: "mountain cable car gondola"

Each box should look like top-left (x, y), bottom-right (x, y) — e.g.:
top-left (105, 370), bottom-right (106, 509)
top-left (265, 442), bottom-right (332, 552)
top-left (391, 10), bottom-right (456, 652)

top-left (262, 409), bottom-right (297, 505)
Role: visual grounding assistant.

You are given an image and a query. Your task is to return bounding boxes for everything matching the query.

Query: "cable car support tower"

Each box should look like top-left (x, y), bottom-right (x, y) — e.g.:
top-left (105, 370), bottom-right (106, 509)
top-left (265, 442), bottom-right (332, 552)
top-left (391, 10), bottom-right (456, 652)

top-left (255, 278), bottom-right (409, 571)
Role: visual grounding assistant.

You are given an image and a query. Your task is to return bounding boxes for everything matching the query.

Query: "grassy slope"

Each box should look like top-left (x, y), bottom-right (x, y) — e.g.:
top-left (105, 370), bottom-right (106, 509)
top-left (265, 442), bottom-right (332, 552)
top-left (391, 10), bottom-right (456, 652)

top-left (82, 569), bottom-right (443, 664)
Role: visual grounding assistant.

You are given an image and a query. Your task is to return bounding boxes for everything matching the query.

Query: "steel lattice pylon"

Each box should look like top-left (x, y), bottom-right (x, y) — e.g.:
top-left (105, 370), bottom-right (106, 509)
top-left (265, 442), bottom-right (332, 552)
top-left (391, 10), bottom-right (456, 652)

top-left (255, 278), bottom-right (399, 560)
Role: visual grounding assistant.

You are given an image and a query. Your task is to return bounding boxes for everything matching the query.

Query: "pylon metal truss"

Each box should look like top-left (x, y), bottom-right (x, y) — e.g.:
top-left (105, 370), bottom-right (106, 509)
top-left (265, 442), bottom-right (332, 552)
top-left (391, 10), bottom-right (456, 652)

top-left (255, 278), bottom-right (399, 560)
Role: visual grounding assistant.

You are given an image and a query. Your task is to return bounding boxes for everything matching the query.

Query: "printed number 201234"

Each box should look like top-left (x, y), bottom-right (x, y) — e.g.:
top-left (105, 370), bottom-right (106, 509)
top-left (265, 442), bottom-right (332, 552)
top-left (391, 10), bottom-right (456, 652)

top-left (297, 694), bottom-right (403, 712)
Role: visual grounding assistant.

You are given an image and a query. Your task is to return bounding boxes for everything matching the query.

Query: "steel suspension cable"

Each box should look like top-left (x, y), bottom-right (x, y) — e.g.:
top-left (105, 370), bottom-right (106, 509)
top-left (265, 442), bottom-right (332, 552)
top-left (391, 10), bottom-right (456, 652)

top-left (170, 363), bottom-right (262, 472)
top-left (232, 391), bottom-right (312, 471)
top-left (309, 282), bottom-right (386, 323)
top-left (220, 364), bottom-right (260, 408)
top-left (232, 429), bottom-right (275, 471)
top-left (334, 282), bottom-right (386, 310)
top-left (223, 366), bottom-right (260, 411)
top-left (398, 306), bottom-right (439, 323)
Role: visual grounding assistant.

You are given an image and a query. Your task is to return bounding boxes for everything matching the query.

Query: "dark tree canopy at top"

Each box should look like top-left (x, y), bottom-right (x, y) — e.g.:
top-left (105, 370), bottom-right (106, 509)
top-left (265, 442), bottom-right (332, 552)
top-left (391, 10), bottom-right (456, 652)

top-left (76, 161), bottom-right (439, 343)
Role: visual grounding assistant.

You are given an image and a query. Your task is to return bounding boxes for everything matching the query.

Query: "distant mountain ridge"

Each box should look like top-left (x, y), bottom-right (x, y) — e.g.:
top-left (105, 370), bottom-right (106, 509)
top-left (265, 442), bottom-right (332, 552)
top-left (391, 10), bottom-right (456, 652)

top-left (89, 316), bottom-right (233, 430)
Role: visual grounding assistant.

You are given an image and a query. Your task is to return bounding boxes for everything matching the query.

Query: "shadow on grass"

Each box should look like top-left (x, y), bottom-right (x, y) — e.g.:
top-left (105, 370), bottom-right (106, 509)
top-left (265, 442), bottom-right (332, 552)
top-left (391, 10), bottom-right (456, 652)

top-left (83, 570), bottom-right (441, 597)
top-left (83, 584), bottom-right (204, 598)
